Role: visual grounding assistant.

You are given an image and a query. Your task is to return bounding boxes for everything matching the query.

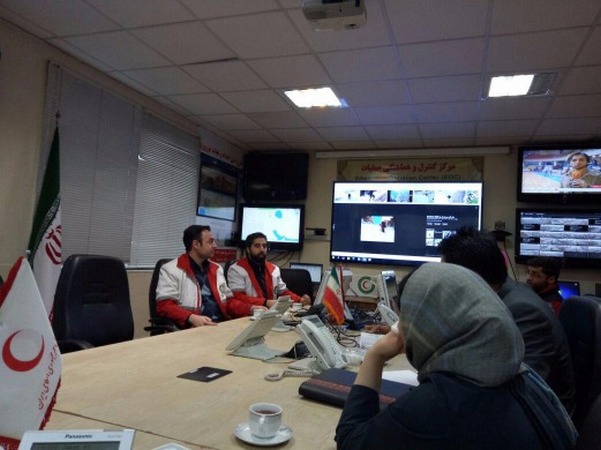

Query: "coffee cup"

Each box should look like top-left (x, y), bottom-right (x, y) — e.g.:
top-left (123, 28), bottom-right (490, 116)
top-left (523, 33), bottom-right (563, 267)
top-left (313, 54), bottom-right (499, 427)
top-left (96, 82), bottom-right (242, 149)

top-left (248, 403), bottom-right (282, 439)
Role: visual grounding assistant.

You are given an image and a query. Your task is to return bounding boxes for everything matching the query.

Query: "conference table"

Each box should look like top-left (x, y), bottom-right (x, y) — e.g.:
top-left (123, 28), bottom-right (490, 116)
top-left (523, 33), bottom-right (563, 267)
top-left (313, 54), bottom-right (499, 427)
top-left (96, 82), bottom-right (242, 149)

top-left (45, 316), bottom-right (412, 449)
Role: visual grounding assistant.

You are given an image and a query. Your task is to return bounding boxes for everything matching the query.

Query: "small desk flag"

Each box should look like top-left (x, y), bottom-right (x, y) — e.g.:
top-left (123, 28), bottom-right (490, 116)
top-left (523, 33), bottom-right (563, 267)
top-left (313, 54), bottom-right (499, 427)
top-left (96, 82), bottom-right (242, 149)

top-left (323, 265), bottom-right (346, 325)
top-left (0, 258), bottom-right (62, 449)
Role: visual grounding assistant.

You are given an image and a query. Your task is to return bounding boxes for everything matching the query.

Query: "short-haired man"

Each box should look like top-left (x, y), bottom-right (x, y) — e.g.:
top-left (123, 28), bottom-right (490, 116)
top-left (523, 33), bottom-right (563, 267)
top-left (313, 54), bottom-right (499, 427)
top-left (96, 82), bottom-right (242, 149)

top-left (438, 226), bottom-right (576, 414)
top-left (526, 256), bottom-right (563, 316)
top-left (156, 225), bottom-right (258, 328)
top-left (227, 232), bottom-right (312, 308)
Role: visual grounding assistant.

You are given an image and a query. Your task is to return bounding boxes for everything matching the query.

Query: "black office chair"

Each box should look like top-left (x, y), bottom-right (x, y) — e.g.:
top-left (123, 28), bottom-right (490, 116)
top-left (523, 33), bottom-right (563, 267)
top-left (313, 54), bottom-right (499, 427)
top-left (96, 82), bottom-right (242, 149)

top-left (144, 258), bottom-right (180, 336)
top-left (280, 268), bottom-right (314, 302)
top-left (576, 391), bottom-right (601, 450)
top-left (223, 259), bottom-right (237, 277)
top-left (558, 295), bottom-right (601, 430)
top-left (53, 254), bottom-right (134, 353)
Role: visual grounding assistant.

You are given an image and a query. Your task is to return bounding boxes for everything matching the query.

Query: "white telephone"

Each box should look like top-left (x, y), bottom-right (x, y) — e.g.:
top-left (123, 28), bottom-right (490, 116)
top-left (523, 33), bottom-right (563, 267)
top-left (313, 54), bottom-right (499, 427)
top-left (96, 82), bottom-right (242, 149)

top-left (296, 315), bottom-right (358, 371)
top-left (377, 302), bottom-right (399, 327)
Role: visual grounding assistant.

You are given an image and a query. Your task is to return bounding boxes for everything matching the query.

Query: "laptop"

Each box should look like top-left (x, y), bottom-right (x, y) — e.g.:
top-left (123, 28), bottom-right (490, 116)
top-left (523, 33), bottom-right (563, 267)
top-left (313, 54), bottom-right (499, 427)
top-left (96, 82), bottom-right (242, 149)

top-left (558, 280), bottom-right (581, 299)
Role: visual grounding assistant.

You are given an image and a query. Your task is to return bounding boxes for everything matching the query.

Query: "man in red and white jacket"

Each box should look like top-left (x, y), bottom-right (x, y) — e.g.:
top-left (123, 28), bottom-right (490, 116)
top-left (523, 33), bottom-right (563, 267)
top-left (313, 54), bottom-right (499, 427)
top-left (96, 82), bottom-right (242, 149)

top-left (156, 225), bottom-right (264, 328)
top-left (227, 232), bottom-right (311, 309)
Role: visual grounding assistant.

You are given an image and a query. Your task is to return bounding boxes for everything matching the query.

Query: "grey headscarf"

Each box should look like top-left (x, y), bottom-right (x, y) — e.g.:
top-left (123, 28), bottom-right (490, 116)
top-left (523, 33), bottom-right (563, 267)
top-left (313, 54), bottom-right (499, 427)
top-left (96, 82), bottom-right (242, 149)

top-left (399, 262), bottom-right (524, 387)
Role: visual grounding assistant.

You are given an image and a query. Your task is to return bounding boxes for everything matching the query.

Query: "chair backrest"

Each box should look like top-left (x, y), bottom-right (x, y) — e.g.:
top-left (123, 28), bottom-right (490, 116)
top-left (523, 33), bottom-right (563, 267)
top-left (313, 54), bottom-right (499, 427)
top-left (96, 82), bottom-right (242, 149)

top-left (280, 268), bottom-right (314, 301)
top-left (223, 259), bottom-right (237, 278)
top-left (558, 295), bottom-right (601, 429)
top-left (576, 391), bottom-right (601, 449)
top-left (53, 254), bottom-right (134, 348)
top-left (148, 258), bottom-right (173, 321)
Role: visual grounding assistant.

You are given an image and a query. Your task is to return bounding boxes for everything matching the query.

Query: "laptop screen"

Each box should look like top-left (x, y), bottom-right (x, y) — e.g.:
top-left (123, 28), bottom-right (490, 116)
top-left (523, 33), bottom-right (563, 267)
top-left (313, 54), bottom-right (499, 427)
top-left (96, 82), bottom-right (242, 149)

top-left (558, 280), bottom-right (581, 299)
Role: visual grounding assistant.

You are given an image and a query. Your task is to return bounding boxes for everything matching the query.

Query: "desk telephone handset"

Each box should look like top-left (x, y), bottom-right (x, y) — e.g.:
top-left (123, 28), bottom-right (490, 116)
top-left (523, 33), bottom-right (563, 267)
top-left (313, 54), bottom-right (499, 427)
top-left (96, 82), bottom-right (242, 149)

top-left (377, 303), bottom-right (399, 327)
top-left (296, 315), bottom-right (349, 371)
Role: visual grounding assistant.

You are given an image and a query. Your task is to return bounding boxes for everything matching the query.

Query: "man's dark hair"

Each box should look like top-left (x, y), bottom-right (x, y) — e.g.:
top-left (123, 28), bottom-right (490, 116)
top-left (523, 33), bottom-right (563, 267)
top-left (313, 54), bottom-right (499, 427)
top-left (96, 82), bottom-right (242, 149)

top-left (245, 232), bottom-right (267, 249)
top-left (183, 225), bottom-right (211, 252)
top-left (567, 151), bottom-right (591, 164)
top-left (527, 256), bottom-right (561, 279)
top-left (437, 226), bottom-right (507, 286)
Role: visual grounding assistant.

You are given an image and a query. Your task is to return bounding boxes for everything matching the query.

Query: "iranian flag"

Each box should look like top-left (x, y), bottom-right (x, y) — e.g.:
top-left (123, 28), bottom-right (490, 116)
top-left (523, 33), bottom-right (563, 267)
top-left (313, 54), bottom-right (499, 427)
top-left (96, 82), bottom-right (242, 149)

top-left (0, 257), bottom-right (62, 449)
top-left (27, 126), bottom-right (61, 317)
top-left (323, 265), bottom-right (346, 325)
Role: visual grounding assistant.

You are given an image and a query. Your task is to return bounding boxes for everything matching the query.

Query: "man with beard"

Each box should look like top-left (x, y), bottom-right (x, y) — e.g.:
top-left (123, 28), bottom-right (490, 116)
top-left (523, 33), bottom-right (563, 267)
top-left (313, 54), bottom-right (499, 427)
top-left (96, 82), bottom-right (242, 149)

top-left (526, 256), bottom-right (564, 316)
top-left (227, 232), bottom-right (311, 308)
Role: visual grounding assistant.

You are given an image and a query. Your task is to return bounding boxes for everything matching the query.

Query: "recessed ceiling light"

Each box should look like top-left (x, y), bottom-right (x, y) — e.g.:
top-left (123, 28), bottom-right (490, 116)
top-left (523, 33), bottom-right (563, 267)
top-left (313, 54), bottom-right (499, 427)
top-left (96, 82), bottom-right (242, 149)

top-left (284, 87), bottom-right (345, 108)
top-left (485, 73), bottom-right (556, 98)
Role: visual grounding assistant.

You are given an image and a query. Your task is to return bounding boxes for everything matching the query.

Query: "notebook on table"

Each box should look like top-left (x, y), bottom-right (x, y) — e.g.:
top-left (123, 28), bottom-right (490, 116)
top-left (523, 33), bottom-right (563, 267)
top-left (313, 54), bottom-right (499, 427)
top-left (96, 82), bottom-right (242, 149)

top-left (298, 368), bottom-right (413, 409)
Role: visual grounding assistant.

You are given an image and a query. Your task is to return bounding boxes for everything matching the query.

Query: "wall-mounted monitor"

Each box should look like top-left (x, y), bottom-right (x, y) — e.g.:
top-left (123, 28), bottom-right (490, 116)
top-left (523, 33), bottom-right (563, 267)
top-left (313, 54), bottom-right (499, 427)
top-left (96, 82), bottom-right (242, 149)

top-left (517, 143), bottom-right (601, 204)
top-left (239, 203), bottom-right (305, 252)
top-left (330, 181), bottom-right (483, 267)
top-left (243, 152), bottom-right (309, 201)
top-left (515, 208), bottom-right (601, 268)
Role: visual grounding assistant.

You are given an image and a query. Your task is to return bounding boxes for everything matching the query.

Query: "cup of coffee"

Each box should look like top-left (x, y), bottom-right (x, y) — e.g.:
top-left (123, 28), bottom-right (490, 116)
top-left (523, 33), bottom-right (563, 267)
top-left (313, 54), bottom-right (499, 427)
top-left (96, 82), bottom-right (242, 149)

top-left (248, 403), bottom-right (282, 439)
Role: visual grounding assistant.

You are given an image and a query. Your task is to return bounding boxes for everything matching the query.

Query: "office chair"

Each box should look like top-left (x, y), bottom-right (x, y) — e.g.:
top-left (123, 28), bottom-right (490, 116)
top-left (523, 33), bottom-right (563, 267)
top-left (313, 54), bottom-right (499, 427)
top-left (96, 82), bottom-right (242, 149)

top-left (558, 294), bottom-right (601, 430)
top-left (223, 259), bottom-right (237, 277)
top-left (53, 254), bottom-right (134, 353)
top-left (144, 258), bottom-right (180, 336)
top-left (576, 391), bottom-right (601, 450)
top-left (280, 268), bottom-right (314, 303)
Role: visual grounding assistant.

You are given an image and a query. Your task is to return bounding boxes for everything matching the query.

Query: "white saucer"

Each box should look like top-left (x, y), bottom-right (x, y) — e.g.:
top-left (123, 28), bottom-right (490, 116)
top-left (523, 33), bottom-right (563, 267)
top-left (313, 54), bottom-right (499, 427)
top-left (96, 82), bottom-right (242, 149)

top-left (234, 422), bottom-right (292, 446)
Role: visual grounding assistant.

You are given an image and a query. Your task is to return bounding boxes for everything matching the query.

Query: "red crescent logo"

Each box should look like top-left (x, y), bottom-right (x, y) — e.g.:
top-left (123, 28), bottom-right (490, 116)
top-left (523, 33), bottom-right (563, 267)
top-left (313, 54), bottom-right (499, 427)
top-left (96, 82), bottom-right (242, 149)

top-left (2, 330), bottom-right (45, 372)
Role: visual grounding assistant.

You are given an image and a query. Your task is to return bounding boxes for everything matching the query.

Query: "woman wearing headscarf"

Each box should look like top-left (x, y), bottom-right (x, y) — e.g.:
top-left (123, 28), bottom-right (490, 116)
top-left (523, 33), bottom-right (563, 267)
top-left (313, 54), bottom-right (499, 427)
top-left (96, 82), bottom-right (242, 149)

top-left (335, 263), bottom-right (577, 450)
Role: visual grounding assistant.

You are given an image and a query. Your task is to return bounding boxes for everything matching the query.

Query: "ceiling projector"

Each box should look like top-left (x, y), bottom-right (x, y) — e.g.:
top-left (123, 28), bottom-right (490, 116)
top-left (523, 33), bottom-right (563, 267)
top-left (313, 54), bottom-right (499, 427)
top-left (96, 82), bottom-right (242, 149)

top-left (301, 0), bottom-right (367, 31)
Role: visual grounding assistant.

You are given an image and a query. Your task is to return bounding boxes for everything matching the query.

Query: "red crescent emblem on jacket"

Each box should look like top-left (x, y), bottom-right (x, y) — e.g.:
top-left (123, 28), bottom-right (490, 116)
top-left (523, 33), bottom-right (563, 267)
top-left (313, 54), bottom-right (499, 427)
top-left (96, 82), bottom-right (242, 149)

top-left (2, 330), bottom-right (45, 372)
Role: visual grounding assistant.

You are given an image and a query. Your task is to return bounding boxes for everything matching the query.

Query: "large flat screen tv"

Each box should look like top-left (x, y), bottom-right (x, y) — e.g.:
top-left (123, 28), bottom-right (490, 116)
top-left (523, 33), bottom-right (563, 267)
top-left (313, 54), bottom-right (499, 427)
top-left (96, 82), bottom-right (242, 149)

top-left (515, 208), bottom-right (601, 268)
top-left (239, 203), bottom-right (305, 252)
top-left (243, 152), bottom-right (309, 201)
top-left (517, 143), bottom-right (601, 204)
top-left (330, 181), bottom-right (483, 267)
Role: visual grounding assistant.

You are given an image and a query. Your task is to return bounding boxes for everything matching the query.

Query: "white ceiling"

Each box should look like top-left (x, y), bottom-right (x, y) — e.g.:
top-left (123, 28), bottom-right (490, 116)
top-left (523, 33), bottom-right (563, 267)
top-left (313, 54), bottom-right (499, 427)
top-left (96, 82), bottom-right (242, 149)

top-left (2, 0), bottom-right (601, 152)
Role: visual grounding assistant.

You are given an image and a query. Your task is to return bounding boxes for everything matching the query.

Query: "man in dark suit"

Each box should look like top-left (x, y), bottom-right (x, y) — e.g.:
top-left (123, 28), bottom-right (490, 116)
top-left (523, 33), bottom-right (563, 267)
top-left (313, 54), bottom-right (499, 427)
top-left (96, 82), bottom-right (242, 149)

top-left (438, 227), bottom-right (576, 414)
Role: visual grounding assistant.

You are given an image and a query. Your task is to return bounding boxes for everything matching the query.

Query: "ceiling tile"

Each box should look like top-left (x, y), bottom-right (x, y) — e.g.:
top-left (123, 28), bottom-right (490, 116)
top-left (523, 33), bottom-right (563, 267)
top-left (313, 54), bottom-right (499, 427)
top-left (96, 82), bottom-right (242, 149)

top-left (221, 90), bottom-right (291, 113)
top-left (375, 139), bottom-right (424, 149)
top-left (534, 117), bottom-right (601, 135)
top-left (270, 128), bottom-right (324, 142)
top-left (414, 102), bottom-right (480, 123)
top-left (315, 126), bottom-right (370, 141)
top-left (576, 26), bottom-right (601, 65)
top-left (179, 0), bottom-right (280, 19)
top-left (318, 47), bottom-right (402, 83)
top-left (422, 138), bottom-right (476, 147)
top-left (168, 93), bottom-right (237, 115)
top-left (132, 22), bottom-right (236, 65)
top-left (384, 0), bottom-right (488, 44)
top-left (226, 129), bottom-right (281, 143)
top-left (184, 60), bottom-right (268, 92)
top-left (0, 0), bottom-right (117, 35)
top-left (206, 11), bottom-right (309, 58)
top-left (420, 121), bottom-right (477, 138)
top-left (200, 114), bottom-right (261, 130)
top-left (87, 0), bottom-right (195, 27)
top-left (365, 124), bottom-right (422, 140)
top-left (247, 111), bottom-right (308, 129)
top-left (557, 65), bottom-right (601, 95)
top-left (399, 38), bottom-right (485, 78)
top-left (248, 55), bottom-right (333, 88)
top-left (121, 67), bottom-right (208, 95)
top-left (355, 105), bottom-right (414, 125)
top-left (331, 141), bottom-right (377, 150)
top-left (480, 97), bottom-right (551, 120)
top-left (546, 94), bottom-right (601, 118)
top-left (61, 31), bottom-right (171, 70)
top-left (477, 120), bottom-right (539, 137)
top-left (486, 29), bottom-right (588, 72)
top-left (338, 81), bottom-right (410, 107)
top-left (408, 75), bottom-right (482, 103)
top-left (490, 0), bottom-right (601, 35)
top-left (298, 108), bottom-right (361, 127)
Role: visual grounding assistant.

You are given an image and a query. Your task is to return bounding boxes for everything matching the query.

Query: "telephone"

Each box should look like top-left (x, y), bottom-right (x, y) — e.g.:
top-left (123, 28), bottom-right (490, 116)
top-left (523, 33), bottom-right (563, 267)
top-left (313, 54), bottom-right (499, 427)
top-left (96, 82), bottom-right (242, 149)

top-left (296, 315), bottom-right (361, 371)
top-left (377, 302), bottom-right (399, 327)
